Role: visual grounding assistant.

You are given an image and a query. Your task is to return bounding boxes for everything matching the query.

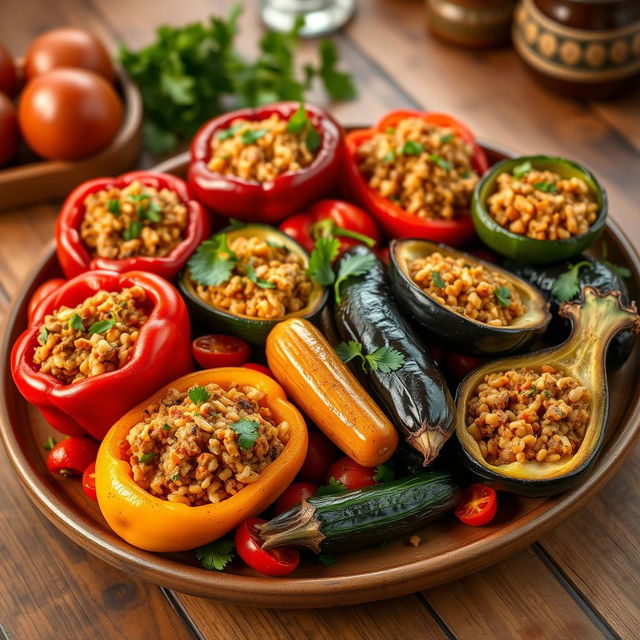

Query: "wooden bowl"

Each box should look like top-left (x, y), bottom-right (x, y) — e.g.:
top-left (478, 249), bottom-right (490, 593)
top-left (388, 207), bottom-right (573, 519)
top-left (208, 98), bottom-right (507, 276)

top-left (1, 145), bottom-right (639, 608)
top-left (0, 64), bottom-right (142, 210)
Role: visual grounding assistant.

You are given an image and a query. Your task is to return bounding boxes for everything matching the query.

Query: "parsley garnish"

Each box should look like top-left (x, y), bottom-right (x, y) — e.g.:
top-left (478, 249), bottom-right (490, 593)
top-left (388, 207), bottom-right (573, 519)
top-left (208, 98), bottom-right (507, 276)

top-left (88, 312), bottom-right (116, 335)
top-left (188, 234), bottom-right (239, 287)
top-left (139, 452), bottom-right (157, 464)
top-left (69, 313), bottom-right (84, 331)
top-left (229, 418), bottom-right (260, 450)
top-left (431, 270), bottom-right (445, 289)
top-left (217, 124), bottom-right (243, 141)
top-left (318, 554), bottom-right (337, 566)
top-left (314, 39), bottom-right (357, 101)
top-left (38, 326), bottom-right (48, 345)
top-left (107, 199), bottom-right (121, 215)
top-left (533, 181), bottom-right (557, 193)
top-left (495, 286), bottom-right (511, 307)
top-left (334, 251), bottom-right (376, 304)
top-left (440, 133), bottom-right (455, 144)
top-left (430, 154), bottom-right (452, 171)
top-left (286, 103), bottom-right (322, 153)
top-left (543, 390), bottom-right (551, 399)
top-left (528, 385), bottom-right (538, 397)
top-left (385, 127), bottom-right (395, 134)
top-left (196, 538), bottom-right (235, 571)
top-left (43, 437), bottom-right (56, 451)
top-left (601, 241), bottom-right (631, 279)
top-left (189, 385), bottom-right (210, 406)
top-left (245, 264), bottom-right (275, 289)
top-left (316, 477), bottom-right (348, 497)
top-left (400, 140), bottom-right (423, 155)
top-left (240, 128), bottom-right (267, 145)
top-left (307, 236), bottom-right (340, 286)
top-left (551, 261), bottom-right (591, 302)
top-left (143, 201), bottom-right (163, 223)
top-left (382, 150), bottom-right (396, 164)
top-left (123, 220), bottom-right (143, 240)
top-left (512, 160), bottom-right (532, 179)
top-left (374, 464), bottom-right (395, 483)
top-left (171, 473), bottom-right (181, 482)
top-left (461, 170), bottom-right (471, 179)
top-left (336, 341), bottom-right (405, 374)
top-left (129, 193), bottom-right (150, 202)
top-left (162, 423), bottom-right (171, 431)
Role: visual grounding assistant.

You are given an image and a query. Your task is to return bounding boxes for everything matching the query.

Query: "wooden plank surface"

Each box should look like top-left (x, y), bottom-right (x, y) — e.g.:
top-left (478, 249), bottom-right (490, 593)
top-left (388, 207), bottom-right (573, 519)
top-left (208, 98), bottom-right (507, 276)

top-left (0, 1), bottom-right (638, 639)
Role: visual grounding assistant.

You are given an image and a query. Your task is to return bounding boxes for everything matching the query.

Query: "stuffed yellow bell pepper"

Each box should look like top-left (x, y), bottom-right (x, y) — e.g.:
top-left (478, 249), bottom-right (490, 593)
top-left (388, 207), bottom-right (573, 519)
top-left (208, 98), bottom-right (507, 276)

top-left (96, 367), bottom-right (308, 552)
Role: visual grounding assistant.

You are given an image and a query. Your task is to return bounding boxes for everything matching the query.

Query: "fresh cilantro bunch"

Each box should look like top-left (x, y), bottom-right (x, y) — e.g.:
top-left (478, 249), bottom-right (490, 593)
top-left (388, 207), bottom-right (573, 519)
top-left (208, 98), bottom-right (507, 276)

top-left (119, 5), bottom-right (356, 153)
top-left (336, 340), bottom-right (405, 374)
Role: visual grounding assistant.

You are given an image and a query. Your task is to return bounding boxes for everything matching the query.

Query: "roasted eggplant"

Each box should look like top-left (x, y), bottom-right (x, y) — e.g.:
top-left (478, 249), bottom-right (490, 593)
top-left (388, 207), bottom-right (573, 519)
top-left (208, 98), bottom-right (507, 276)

top-left (455, 288), bottom-right (639, 497)
top-left (334, 246), bottom-right (454, 465)
top-left (389, 239), bottom-right (551, 356)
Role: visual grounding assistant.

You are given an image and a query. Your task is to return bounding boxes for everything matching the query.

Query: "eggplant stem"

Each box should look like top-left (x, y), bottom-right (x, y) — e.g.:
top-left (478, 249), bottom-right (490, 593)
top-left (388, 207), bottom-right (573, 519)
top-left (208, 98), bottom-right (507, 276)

top-left (256, 501), bottom-right (325, 553)
top-left (409, 429), bottom-right (449, 466)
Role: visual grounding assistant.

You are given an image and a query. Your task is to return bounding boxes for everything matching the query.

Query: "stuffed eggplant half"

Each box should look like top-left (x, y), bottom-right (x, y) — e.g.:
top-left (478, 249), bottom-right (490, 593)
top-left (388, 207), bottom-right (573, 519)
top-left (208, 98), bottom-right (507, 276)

top-left (455, 288), bottom-right (639, 497)
top-left (389, 239), bottom-right (551, 356)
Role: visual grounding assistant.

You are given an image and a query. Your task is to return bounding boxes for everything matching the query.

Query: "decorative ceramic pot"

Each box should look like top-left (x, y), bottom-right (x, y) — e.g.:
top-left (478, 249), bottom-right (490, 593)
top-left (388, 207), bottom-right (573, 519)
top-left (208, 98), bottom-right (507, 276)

top-left (426, 0), bottom-right (517, 48)
top-left (513, 0), bottom-right (640, 98)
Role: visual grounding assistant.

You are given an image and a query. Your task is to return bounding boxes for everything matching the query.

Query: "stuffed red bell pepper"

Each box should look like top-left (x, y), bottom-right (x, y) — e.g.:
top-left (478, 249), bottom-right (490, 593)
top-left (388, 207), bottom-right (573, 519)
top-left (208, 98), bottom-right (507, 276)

top-left (188, 102), bottom-right (344, 223)
top-left (56, 171), bottom-right (210, 280)
top-left (11, 270), bottom-right (193, 440)
top-left (343, 110), bottom-right (489, 246)
top-left (279, 199), bottom-right (380, 257)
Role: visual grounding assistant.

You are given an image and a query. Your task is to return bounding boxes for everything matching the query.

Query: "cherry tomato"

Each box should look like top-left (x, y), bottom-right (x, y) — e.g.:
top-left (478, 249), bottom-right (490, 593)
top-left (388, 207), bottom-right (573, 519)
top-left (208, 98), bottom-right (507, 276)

top-left (46, 437), bottom-right (99, 477)
top-left (455, 483), bottom-right (498, 526)
top-left (28, 278), bottom-right (66, 323)
top-left (326, 456), bottom-right (376, 490)
top-left (0, 93), bottom-right (18, 168)
top-left (235, 517), bottom-right (300, 576)
top-left (275, 482), bottom-right (318, 515)
top-left (82, 462), bottom-right (97, 502)
top-left (243, 362), bottom-right (275, 379)
top-left (299, 430), bottom-right (339, 483)
top-left (192, 334), bottom-right (250, 369)
top-left (447, 352), bottom-right (487, 382)
top-left (0, 43), bottom-right (17, 96)
top-left (24, 28), bottom-right (115, 83)
top-left (18, 68), bottom-right (122, 161)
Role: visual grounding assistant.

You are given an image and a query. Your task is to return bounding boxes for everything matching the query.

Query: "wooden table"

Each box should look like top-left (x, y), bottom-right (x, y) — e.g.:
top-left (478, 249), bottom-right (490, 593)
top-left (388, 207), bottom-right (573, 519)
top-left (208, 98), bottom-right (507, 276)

top-left (1, 2), bottom-right (639, 638)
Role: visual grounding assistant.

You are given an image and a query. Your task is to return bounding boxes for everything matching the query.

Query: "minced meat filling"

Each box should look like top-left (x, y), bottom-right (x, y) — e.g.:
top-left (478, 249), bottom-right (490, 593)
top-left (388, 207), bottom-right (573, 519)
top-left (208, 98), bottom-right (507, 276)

top-left (409, 252), bottom-right (525, 327)
top-left (208, 114), bottom-right (317, 182)
top-left (122, 382), bottom-right (290, 506)
top-left (356, 117), bottom-right (479, 220)
top-left (467, 365), bottom-right (590, 465)
top-left (80, 180), bottom-right (188, 259)
top-left (487, 168), bottom-right (598, 241)
top-left (33, 286), bottom-right (148, 385)
top-left (194, 236), bottom-right (313, 319)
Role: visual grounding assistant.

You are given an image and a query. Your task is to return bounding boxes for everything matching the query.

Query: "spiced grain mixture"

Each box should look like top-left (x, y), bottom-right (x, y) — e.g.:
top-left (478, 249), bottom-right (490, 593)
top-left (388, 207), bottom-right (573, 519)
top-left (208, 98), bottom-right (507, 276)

top-left (466, 365), bottom-right (590, 466)
top-left (80, 180), bottom-right (188, 259)
top-left (122, 382), bottom-right (290, 506)
top-left (208, 114), bottom-right (317, 182)
top-left (409, 252), bottom-right (525, 326)
top-left (356, 117), bottom-right (479, 220)
top-left (195, 236), bottom-right (313, 319)
top-left (33, 287), bottom-right (148, 385)
top-left (487, 168), bottom-right (598, 241)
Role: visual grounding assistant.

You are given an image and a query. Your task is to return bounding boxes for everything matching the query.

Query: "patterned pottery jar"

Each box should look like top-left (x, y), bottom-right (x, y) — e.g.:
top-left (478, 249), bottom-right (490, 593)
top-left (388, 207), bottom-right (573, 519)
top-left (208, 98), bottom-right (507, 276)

top-left (513, 0), bottom-right (640, 98)
top-left (425, 0), bottom-right (517, 48)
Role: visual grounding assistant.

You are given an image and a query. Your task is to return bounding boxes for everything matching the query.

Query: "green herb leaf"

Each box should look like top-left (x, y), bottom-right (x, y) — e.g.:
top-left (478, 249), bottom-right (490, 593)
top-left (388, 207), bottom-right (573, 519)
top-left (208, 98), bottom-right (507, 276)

top-left (374, 464), bottom-right (395, 483)
top-left (286, 102), bottom-right (308, 134)
top-left (171, 473), bottom-right (181, 482)
top-left (38, 326), bottom-right (48, 345)
top-left (217, 124), bottom-right (243, 141)
top-left (461, 170), bottom-right (471, 179)
top-left (543, 390), bottom-right (551, 399)
top-left (189, 385), bottom-right (210, 406)
top-left (229, 418), bottom-right (260, 450)
top-left (533, 181), bottom-right (557, 193)
top-left (69, 313), bottom-right (84, 331)
top-left (315, 477), bottom-right (348, 497)
top-left (144, 201), bottom-right (163, 223)
top-left (316, 39), bottom-right (356, 101)
top-left (431, 270), bottom-right (445, 289)
top-left (528, 385), bottom-right (538, 397)
top-left (602, 259), bottom-right (631, 279)
top-left (123, 220), bottom-right (143, 241)
top-left (495, 286), bottom-right (511, 308)
top-left (196, 538), bottom-right (235, 571)
top-left (307, 236), bottom-right (340, 286)
top-left (400, 140), bottom-right (424, 155)
top-left (129, 193), bottom-right (150, 202)
top-left (512, 160), bottom-right (532, 179)
top-left (245, 264), bottom-right (275, 289)
top-left (139, 452), bottom-right (157, 464)
top-left (188, 234), bottom-right (239, 287)
top-left (43, 437), bottom-right (56, 451)
top-left (318, 553), bottom-right (337, 567)
top-left (334, 251), bottom-right (376, 304)
top-left (107, 199), bottom-right (121, 215)
top-left (385, 127), bottom-right (395, 134)
top-left (88, 312), bottom-right (116, 335)
top-left (382, 150), bottom-right (396, 164)
top-left (551, 261), bottom-right (591, 302)
top-left (335, 340), bottom-right (364, 365)
top-left (365, 346), bottom-right (405, 373)
top-left (305, 126), bottom-right (321, 153)
top-left (440, 133), bottom-right (455, 144)
top-left (240, 128), bottom-right (268, 145)
top-left (162, 423), bottom-right (171, 431)
top-left (430, 154), bottom-right (452, 171)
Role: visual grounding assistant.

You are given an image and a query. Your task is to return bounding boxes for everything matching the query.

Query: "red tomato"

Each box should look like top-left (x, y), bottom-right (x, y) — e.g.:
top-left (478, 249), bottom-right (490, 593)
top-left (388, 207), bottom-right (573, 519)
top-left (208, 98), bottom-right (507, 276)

top-left (455, 484), bottom-right (498, 526)
top-left (376, 246), bottom-right (390, 265)
top-left (430, 345), bottom-right (446, 367)
top-left (0, 43), bottom-right (17, 96)
top-left (28, 278), bottom-right (66, 323)
top-left (24, 28), bottom-right (115, 83)
top-left (82, 462), bottom-right (97, 502)
top-left (46, 437), bottom-right (99, 477)
top-left (275, 482), bottom-right (318, 515)
top-left (0, 93), bottom-right (18, 167)
top-left (18, 68), bottom-right (122, 161)
top-left (327, 456), bottom-right (376, 490)
top-left (299, 430), bottom-right (339, 483)
top-left (243, 362), bottom-right (275, 379)
top-left (235, 517), bottom-right (300, 576)
top-left (192, 334), bottom-right (250, 369)
top-left (447, 352), bottom-right (487, 382)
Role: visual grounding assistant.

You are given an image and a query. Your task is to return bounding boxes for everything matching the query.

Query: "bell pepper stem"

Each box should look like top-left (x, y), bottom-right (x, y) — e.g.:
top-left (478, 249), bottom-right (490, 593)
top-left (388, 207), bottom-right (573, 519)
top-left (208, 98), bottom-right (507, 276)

top-left (310, 219), bottom-right (376, 247)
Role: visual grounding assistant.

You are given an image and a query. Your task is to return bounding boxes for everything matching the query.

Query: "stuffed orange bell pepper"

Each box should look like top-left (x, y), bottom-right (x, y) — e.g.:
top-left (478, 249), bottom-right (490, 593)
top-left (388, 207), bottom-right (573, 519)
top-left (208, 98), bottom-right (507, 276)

top-left (96, 367), bottom-right (308, 552)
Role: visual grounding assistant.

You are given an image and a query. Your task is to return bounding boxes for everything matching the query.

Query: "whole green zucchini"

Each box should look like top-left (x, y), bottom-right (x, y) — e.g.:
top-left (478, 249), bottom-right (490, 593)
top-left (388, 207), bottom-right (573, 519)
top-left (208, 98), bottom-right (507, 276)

top-left (334, 246), bottom-right (455, 465)
top-left (257, 472), bottom-right (459, 553)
